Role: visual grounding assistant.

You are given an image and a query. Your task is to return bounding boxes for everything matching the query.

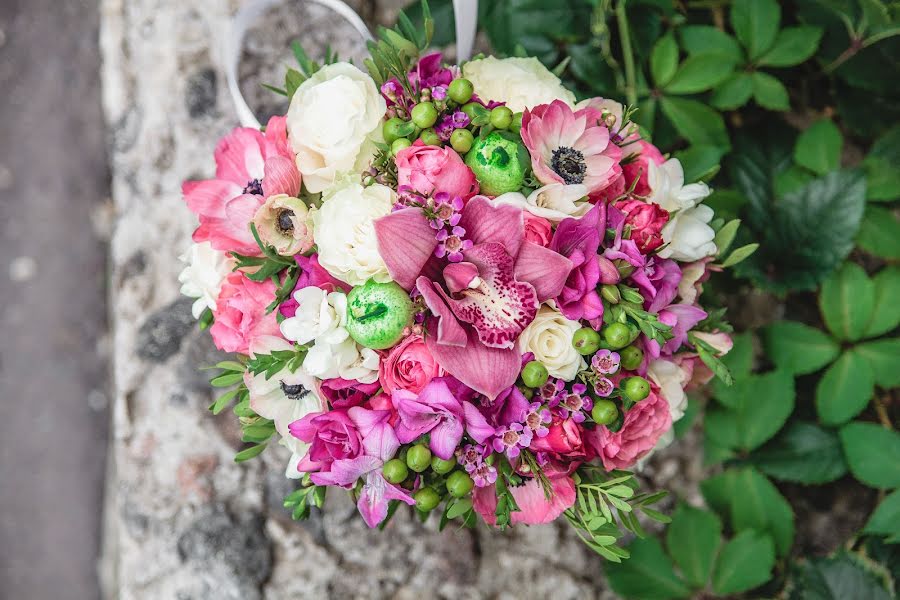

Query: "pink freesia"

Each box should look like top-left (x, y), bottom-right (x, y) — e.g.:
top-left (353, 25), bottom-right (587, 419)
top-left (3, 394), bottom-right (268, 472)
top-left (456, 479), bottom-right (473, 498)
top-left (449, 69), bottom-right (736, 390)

top-left (357, 470), bottom-right (416, 528)
top-left (521, 100), bottom-right (623, 200)
top-left (472, 474), bottom-right (576, 526)
top-left (209, 272), bottom-right (280, 354)
top-left (184, 116), bottom-right (300, 255)
top-left (395, 140), bottom-right (477, 199)
top-left (391, 379), bottom-right (464, 459)
top-left (652, 303), bottom-right (707, 357)
top-left (622, 140), bottom-right (665, 197)
top-left (550, 204), bottom-right (605, 321)
top-left (585, 388), bottom-right (671, 470)
top-left (631, 257), bottom-right (682, 315)
top-left (379, 335), bottom-right (443, 395)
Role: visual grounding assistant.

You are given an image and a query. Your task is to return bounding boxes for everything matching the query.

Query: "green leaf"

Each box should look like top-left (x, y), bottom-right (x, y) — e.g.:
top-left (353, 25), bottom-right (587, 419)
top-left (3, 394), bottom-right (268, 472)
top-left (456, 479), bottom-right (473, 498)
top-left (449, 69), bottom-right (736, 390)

top-left (665, 54), bottom-right (737, 94)
top-left (710, 72), bottom-right (754, 110)
top-left (764, 320), bottom-right (840, 375)
top-left (794, 120), bottom-right (843, 176)
top-left (864, 266), bottom-right (900, 339)
top-left (816, 350), bottom-right (875, 425)
top-left (857, 205), bottom-right (900, 260)
top-left (679, 25), bottom-right (743, 62)
top-left (840, 422), bottom-right (900, 489)
top-left (706, 370), bottom-right (795, 451)
top-left (674, 144), bottom-right (726, 183)
top-left (855, 338), bottom-right (900, 388)
top-left (864, 124), bottom-right (900, 202)
top-left (864, 489), bottom-right (900, 542)
top-left (790, 552), bottom-right (894, 600)
top-left (659, 96), bottom-right (730, 149)
top-left (650, 32), bottom-right (679, 87)
top-left (713, 219), bottom-right (742, 256)
top-left (711, 530), bottom-right (775, 595)
top-left (749, 421), bottom-right (848, 484)
top-left (720, 243), bottom-right (759, 267)
top-left (752, 72), bottom-right (790, 110)
top-left (666, 505), bottom-right (722, 588)
top-left (757, 25), bottom-right (823, 67)
top-left (210, 372), bottom-right (244, 387)
top-left (234, 442), bottom-right (267, 463)
top-left (773, 164), bottom-right (816, 197)
top-left (604, 538), bottom-right (692, 600)
top-left (446, 498), bottom-right (472, 520)
top-left (728, 126), bottom-right (793, 227)
top-left (731, 0), bottom-right (781, 59)
top-left (820, 262), bottom-right (875, 342)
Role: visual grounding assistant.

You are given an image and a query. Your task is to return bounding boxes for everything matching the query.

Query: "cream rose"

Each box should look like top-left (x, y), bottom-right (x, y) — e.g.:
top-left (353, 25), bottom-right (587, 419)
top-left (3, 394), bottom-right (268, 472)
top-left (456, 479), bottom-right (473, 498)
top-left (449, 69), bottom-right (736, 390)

top-left (313, 182), bottom-right (394, 286)
top-left (462, 56), bottom-right (576, 113)
top-left (286, 63), bottom-right (386, 193)
top-left (178, 241), bottom-right (235, 318)
top-left (517, 303), bottom-right (586, 381)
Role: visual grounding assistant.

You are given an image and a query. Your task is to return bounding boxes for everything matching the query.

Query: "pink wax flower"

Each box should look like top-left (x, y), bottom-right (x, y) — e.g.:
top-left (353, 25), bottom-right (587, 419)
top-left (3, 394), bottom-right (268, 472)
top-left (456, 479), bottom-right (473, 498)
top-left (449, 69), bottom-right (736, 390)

top-left (472, 473), bottom-right (576, 526)
top-left (585, 388), bottom-right (671, 470)
top-left (278, 254), bottom-right (351, 318)
top-left (550, 203), bottom-right (605, 321)
top-left (183, 116), bottom-right (300, 255)
top-left (615, 199), bottom-right (669, 254)
top-left (622, 140), bottom-right (665, 197)
top-left (521, 100), bottom-right (623, 200)
top-left (209, 272), bottom-right (280, 354)
top-left (379, 334), bottom-right (443, 395)
top-left (395, 140), bottom-right (477, 199)
top-left (522, 212), bottom-right (553, 247)
top-left (319, 378), bottom-right (381, 409)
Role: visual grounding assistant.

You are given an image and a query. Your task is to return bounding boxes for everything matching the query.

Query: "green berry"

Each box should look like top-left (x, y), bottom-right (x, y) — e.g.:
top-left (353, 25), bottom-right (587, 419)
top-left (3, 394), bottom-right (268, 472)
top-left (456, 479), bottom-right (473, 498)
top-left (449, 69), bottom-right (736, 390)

top-left (406, 443), bottom-right (432, 473)
top-left (510, 112), bottom-right (523, 133)
top-left (383, 459), bottom-right (409, 484)
top-left (603, 322), bottom-right (631, 350)
top-left (419, 128), bottom-right (441, 146)
top-left (448, 78), bottom-right (474, 104)
top-left (450, 128), bottom-right (474, 153)
top-left (572, 327), bottom-right (602, 355)
top-left (620, 345), bottom-right (644, 371)
top-left (391, 137), bottom-right (412, 156)
top-left (411, 102), bottom-right (438, 129)
top-left (591, 399), bottom-right (618, 425)
top-left (490, 106), bottom-right (514, 130)
top-left (431, 455), bottom-right (457, 475)
top-left (382, 117), bottom-right (406, 144)
top-left (414, 487), bottom-right (441, 512)
top-left (521, 360), bottom-right (550, 388)
top-left (446, 471), bottom-right (475, 498)
top-left (622, 376), bottom-right (651, 403)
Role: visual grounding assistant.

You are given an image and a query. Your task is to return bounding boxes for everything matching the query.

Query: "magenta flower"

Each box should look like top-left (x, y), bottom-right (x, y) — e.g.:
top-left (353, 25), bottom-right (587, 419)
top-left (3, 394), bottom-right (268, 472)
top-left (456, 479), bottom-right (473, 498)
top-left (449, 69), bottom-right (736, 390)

top-left (524, 402), bottom-right (552, 438)
top-left (591, 350), bottom-right (621, 375)
top-left (319, 378), bottom-right (381, 409)
top-left (434, 225), bottom-right (472, 262)
top-left (521, 100), bottom-right (623, 200)
top-left (492, 422), bottom-right (533, 459)
top-left (550, 204), bottom-right (606, 321)
top-left (594, 377), bottom-right (614, 397)
top-left (391, 378), bottom-right (466, 459)
top-left (557, 384), bottom-right (592, 423)
top-left (645, 303), bottom-right (708, 359)
top-left (632, 257), bottom-right (683, 314)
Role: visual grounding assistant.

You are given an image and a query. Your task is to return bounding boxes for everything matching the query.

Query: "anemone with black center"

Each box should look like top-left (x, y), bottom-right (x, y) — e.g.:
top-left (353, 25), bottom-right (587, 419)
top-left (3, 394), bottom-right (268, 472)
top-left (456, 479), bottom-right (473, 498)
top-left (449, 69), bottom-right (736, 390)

top-left (550, 146), bottom-right (587, 184)
top-left (276, 209), bottom-right (295, 234)
top-left (243, 178), bottom-right (263, 195)
top-left (280, 380), bottom-right (309, 400)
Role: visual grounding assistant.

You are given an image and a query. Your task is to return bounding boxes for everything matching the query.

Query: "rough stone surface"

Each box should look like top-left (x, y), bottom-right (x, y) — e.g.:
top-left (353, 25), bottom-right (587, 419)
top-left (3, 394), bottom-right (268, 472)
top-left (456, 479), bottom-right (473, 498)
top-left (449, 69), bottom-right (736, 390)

top-left (100, 2), bottom-right (704, 598)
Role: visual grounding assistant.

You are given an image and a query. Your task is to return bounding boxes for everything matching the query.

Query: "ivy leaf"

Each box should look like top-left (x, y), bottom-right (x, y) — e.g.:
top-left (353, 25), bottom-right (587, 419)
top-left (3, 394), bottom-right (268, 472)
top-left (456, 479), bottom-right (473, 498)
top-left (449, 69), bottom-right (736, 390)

top-left (711, 72), bottom-right (754, 110)
top-left (863, 489), bottom-right (900, 542)
top-left (789, 552), bottom-right (894, 600)
top-left (820, 261), bottom-right (875, 342)
top-left (659, 96), bottom-right (730, 149)
top-left (604, 537), bottom-right (691, 600)
top-left (864, 266), bottom-right (900, 339)
top-left (757, 25), bottom-right (824, 67)
top-left (855, 338), bottom-right (900, 388)
top-left (752, 72), bottom-right (790, 110)
top-left (679, 25), bottom-right (743, 62)
top-left (650, 32), bottom-right (679, 87)
top-left (840, 422), bottom-right (900, 489)
top-left (664, 54), bottom-right (737, 94)
top-left (665, 504), bottom-right (722, 588)
top-left (731, 0), bottom-right (781, 60)
top-left (794, 119), bottom-right (843, 176)
top-left (857, 205), bottom-right (900, 260)
top-left (816, 350), bottom-right (875, 426)
top-left (711, 530), bottom-right (775, 595)
top-left (748, 421), bottom-right (848, 484)
top-left (764, 320), bottom-right (840, 375)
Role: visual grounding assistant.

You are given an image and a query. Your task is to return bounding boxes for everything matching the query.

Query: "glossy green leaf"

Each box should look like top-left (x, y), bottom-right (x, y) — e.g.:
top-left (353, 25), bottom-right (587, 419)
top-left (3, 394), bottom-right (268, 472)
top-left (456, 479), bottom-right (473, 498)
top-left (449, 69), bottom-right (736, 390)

top-left (665, 54), bottom-right (737, 94)
top-left (711, 72), bottom-right (754, 110)
top-left (659, 96), bottom-right (730, 149)
top-left (863, 489), bottom-right (900, 542)
top-left (752, 71), bottom-right (790, 110)
top-left (794, 120), bottom-right (843, 176)
top-left (857, 205), bottom-right (900, 260)
top-left (816, 350), bottom-right (875, 425)
top-left (720, 243), bottom-right (759, 267)
top-left (749, 421), bottom-right (848, 484)
top-left (789, 552), bottom-right (893, 600)
top-left (679, 25), bottom-right (743, 61)
top-left (650, 32), bottom-right (679, 87)
top-left (604, 537), bottom-right (691, 600)
top-left (706, 369), bottom-right (795, 452)
top-left (757, 25), bottom-right (823, 67)
top-left (855, 338), bottom-right (900, 388)
top-left (764, 320), bottom-right (840, 375)
top-left (773, 164), bottom-right (816, 197)
top-left (674, 144), bottom-right (726, 183)
top-left (864, 266), bottom-right (900, 338)
top-left (840, 422), bottom-right (900, 488)
top-left (731, 0), bottom-right (781, 59)
top-left (666, 504), bottom-right (722, 588)
top-left (711, 530), bottom-right (775, 595)
top-left (864, 124), bottom-right (900, 202)
top-left (820, 262), bottom-right (875, 342)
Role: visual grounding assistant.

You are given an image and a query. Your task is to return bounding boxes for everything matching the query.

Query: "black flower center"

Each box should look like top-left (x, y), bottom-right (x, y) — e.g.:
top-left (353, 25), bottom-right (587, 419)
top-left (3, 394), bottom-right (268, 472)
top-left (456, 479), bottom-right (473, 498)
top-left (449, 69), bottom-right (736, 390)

top-left (550, 146), bottom-right (587, 184)
top-left (277, 209), bottom-right (295, 234)
top-left (243, 178), bottom-right (263, 195)
top-left (280, 380), bottom-right (309, 400)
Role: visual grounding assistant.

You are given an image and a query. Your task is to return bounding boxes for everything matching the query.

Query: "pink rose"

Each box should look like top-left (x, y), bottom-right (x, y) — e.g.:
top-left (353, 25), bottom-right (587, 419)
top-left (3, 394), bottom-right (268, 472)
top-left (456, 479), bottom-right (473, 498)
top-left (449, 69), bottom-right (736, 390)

top-left (622, 140), bottom-right (664, 197)
top-left (395, 140), bottom-right (476, 198)
top-left (615, 199), bottom-right (669, 254)
top-left (522, 211), bottom-right (553, 247)
top-left (529, 416), bottom-right (584, 456)
top-left (290, 409), bottom-right (363, 478)
top-left (210, 272), bottom-right (280, 354)
top-left (585, 388), bottom-right (671, 470)
top-left (378, 335), bottom-right (443, 395)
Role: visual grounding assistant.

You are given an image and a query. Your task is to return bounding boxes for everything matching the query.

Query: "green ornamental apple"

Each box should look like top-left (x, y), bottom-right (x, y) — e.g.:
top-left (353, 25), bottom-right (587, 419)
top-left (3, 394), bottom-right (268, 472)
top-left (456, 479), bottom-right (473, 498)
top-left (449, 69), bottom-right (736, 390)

top-left (345, 280), bottom-right (414, 350)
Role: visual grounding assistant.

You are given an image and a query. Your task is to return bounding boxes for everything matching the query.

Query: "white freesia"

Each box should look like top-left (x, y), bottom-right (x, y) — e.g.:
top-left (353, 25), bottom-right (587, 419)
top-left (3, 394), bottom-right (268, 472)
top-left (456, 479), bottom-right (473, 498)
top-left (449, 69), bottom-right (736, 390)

top-left (658, 204), bottom-right (718, 262)
top-left (279, 287), bottom-right (349, 345)
top-left (647, 358), bottom-right (690, 421)
top-left (647, 158), bottom-right (710, 212)
top-left (303, 337), bottom-right (379, 383)
top-left (245, 336), bottom-right (323, 478)
top-left (286, 62), bottom-right (386, 193)
top-left (518, 303), bottom-right (586, 381)
top-left (313, 182), bottom-right (394, 286)
top-left (493, 183), bottom-right (591, 223)
top-left (462, 56), bottom-right (576, 113)
top-left (178, 242), bottom-right (234, 318)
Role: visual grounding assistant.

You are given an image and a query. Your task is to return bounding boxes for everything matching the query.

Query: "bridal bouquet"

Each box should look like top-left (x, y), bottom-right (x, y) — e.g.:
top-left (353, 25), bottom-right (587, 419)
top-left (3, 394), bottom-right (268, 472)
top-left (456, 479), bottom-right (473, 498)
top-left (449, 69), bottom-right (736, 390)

top-left (179, 4), bottom-right (737, 560)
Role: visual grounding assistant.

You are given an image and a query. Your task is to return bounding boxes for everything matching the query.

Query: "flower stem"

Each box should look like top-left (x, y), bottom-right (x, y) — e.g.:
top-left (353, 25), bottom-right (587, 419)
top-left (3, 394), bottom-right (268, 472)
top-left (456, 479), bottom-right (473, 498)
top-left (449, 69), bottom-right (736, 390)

top-left (616, 0), bottom-right (638, 107)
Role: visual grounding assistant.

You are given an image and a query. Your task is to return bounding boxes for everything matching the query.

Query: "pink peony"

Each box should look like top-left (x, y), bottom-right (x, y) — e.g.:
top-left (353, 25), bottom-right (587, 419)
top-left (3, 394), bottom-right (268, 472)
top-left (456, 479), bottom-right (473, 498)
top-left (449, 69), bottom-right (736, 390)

top-left (622, 140), bottom-right (664, 197)
top-left (395, 140), bottom-right (476, 198)
top-left (522, 212), bottom-right (553, 247)
top-left (521, 100), bottom-right (623, 200)
top-left (209, 272), bottom-right (280, 354)
top-left (379, 335), bottom-right (443, 395)
top-left (615, 199), bottom-right (669, 254)
top-left (585, 388), bottom-right (671, 470)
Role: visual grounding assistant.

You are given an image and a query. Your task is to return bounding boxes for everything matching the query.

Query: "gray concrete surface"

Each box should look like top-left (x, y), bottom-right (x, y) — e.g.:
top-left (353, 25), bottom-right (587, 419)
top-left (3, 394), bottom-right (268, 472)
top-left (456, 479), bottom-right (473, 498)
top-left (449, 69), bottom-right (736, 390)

top-left (0, 1), bottom-right (110, 599)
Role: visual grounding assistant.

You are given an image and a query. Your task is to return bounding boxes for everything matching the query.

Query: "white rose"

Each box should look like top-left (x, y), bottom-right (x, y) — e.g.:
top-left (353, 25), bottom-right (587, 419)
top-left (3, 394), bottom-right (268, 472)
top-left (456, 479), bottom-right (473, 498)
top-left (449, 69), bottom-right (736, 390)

top-left (493, 183), bottom-right (590, 223)
top-left (658, 204), bottom-right (718, 262)
top-left (279, 287), bottom-right (349, 346)
top-left (517, 303), bottom-right (586, 381)
top-left (648, 158), bottom-right (711, 212)
top-left (178, 242), bottom-right (234, 318)
top-left (462, 56), bottom-right (576, 113)
top-left (647, 358), bottom-right (689, 421)
top-left (286, 62), bottom-right (386, 193)
top-left (313, 182), bottom-right (394, 286)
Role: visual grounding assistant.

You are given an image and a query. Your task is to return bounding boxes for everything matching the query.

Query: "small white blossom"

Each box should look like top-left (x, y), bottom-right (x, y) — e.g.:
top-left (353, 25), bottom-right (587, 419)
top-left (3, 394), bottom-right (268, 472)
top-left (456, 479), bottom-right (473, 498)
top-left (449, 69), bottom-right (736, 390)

top-left (178, 242), bottom-right (234, 318)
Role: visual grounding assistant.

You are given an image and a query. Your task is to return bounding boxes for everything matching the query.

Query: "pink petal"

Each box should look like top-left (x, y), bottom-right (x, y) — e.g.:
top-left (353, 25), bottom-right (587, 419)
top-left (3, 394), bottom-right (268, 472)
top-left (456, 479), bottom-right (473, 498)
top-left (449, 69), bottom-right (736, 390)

top-left (262, 155), bottom-right (301, 197)
top-left (263, 115), bottom-right (291, 158)
top-left (430, 417), bottom-right (464, 460)
top-left (375, 208), bottom-right (439, 290)
top-left (463, 401), bottom-right (496, 444)
top-left (443, 262), bottom-right (479, 294)
top-left (417, 278), bottom-right (467, 347)
top-left (183, 179), bottom-right (243, 218)
top-left (472, 485), bottom-right (499, 525)
top-left (310, 455), bottom-right (381, 487)
top-left (214, 127), bottom-right (267, 184)
top-left (458, 196), bottom-right (524, 258)
top-left (349, 407), bottom-right (399, 462)
top-left (357, 471), bottom-right (416, 528)
top-left (514, 241), bottom-right (574, 302)
top-left (510, 475), bottom-right (576, 525)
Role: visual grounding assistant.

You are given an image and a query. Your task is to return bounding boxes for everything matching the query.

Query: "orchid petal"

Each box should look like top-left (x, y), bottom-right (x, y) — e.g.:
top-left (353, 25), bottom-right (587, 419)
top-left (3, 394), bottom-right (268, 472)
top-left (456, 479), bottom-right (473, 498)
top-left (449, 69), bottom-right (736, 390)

top-left (458, 196), bottom-right (525, 257)
top-left (310, 455), bottom-right (380, 487)
top-left (430, 417), bottom-right (464, 460)
top-left (417, 278), bottom-right (467, 347)
top-left (443, 262), bottom-right (479, 294)
top-left (514, 241), bottom-right (574, 301)
top-left (424, 324), bottom-right (521, 400)
top-left (509, 475), bottom-right (576, 525)
top-left (374, 208), bottom-right (438, 290)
